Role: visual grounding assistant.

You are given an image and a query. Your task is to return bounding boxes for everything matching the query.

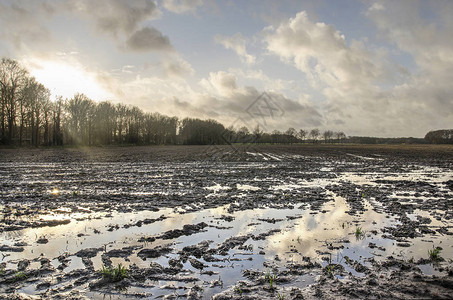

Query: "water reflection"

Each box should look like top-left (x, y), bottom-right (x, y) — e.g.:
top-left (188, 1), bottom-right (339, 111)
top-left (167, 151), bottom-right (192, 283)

top-left (1, 160), bottom-right (452, 298)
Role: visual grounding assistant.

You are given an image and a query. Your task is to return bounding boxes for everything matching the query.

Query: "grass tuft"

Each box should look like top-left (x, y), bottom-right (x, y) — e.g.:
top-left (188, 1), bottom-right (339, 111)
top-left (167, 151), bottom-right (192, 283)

top-left (354, 227), bottom-right (365, 240)
top-left (265, 270), bottom-right (278, 290)
top-left (325, 264), bottom-right (336, 278)
top-left (428, 247), bottom-right (442, 261)
top-left (234, 283), bottom-right (243, 295)
top-left (100, 263), bottom-right (128, 282)
top-left (14, 271), bottom-right (27, 281)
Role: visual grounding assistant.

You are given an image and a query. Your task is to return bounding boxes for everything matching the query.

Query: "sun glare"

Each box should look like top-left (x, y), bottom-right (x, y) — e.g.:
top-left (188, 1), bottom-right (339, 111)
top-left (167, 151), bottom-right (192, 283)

top-left (29, 60), bottom-right (112, 101)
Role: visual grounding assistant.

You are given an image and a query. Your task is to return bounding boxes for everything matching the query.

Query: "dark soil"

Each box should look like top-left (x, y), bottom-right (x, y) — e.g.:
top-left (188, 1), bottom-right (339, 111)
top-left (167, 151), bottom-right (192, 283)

top-left (0, 144), bottom-right (452, 299)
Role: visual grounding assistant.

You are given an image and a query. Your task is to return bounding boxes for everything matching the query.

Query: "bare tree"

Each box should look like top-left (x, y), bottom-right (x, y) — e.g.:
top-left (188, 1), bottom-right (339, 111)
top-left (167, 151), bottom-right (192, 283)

top-left (253, 124), bottom-right (263, 141)
top-left (309, 128), bottom-right (320, 142)
top-left (66, 93), bottom-right (94, 145)
top-left (0, 58), bottom-right (28, 144)
top-left (285, 127), bottom-right (297, 144)
top-left (298, 129), bottom-right (307, 142)
top-left (323, 130), bottom-right (334, 143)
top-left (335, 131), bottom-right (346, 143)
top-left (53, 96), bottom-right (64, 145)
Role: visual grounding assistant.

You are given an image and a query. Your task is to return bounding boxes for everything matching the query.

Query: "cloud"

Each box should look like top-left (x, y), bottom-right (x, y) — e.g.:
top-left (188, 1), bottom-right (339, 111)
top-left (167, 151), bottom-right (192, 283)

top-left (215, 33), bottom-right (256, 65)
top-left (68, 0), bottom-right (161, 36)
top-left (68, 0), bottom-right (173, 54)
top-left (264, 11), bottom-right (393, 90)
top-left (368, 2), bottom-right (385, 12)
top-left (0, 1), bottom-right (54, 51)
top-left (0, 0), bottom-right (169, 55)
top-left (195, 70), bottom-right (322, 130)
top-left (365, 0), bottom-right (453, 135)
top-left (125, 27), bottom-right (174, 52)
top-left (262, 9), bottom-right (453, 137)
top-left (200, 71), bottom-right (238, 97)
top-left (262, 10), bottom-right (392, 134)
top-left (366, 1), bottom-right (453, 71)
top-left (162, 57), bottom-right (194, 78)
top-left (229, 68), bottom-right (296, 93)
top-left (104, 68), bottom-right (322, 131)
top-left (162, 0), bottom-right (203, 14)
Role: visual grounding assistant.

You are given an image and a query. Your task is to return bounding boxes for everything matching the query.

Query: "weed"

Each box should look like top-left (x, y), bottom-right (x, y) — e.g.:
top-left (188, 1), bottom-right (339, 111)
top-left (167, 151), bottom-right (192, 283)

top-left (354, 227), bottom-right (365, 240)
top-left (326, 265), bottom-right (335, 278)
top-left (265, 270), bottom-right (277, 289)
top-left (15, 271), bottom-right (27, 281)
top-left (428, 247), bottom-right (442, 261)
top-left (277, 292), bottom-right (285, 300)
top-left (344, 256), bottom-right (350, 264)
top-left (234, 283), bottom-right (243, 295)
top-left (100, 264), bottom-right (128, 282)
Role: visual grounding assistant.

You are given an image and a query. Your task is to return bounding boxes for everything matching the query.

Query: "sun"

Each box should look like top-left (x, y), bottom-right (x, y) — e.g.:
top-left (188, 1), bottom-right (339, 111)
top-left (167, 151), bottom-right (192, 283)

top-left (28, 59), bottom-right (112, 101)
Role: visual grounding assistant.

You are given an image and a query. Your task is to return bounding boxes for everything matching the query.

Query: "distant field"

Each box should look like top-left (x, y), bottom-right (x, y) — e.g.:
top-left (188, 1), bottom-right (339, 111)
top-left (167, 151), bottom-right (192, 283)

top-left (0, 143), bottom-right (452, 163)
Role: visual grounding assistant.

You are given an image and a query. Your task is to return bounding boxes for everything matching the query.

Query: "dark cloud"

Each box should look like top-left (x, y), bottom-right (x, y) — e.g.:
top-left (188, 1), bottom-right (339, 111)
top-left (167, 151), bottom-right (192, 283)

top-left (68, 0), bottom-right (160, 36)
top-left (125, 27), bottom-right (173, 52)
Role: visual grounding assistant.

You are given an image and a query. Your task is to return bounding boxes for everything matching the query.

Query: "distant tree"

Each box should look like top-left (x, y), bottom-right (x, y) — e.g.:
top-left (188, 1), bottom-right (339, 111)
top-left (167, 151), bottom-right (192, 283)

top-left (237, 126), bottom-right (250, 143)
top-left (271, 130), bottom-right (281, 144)
top-left (66, 93), bottom-right (95, 145)
top-left (285, 127), bottom-right (297, 144)
top-left (335, 131), bottom-right (346, 143)
top-left (298, 129), bottom-right (307, 142)
top-left (94, 101), bottom-right (116, 145)
top-left (52, 96), bottom-right (64, 146)
top-left (179, 118), bottom-right (226, 145)
top-left (424, 129), bottom-right (453, 144)
top-left (309, 128), bottom-right (320, 142)
top-left (0, 58), bottom-right (28, 144)
top-left (323, 130), bottom-right (334, 143)
top-left (253, 125), bottom-right (263, 142)
top-left (222, 125), bottom-right (235, 144)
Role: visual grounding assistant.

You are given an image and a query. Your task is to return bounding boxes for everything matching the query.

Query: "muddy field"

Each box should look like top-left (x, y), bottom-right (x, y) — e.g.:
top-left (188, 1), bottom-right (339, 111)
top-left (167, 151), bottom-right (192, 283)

top-left (1, 144), bottom-right (453, 299)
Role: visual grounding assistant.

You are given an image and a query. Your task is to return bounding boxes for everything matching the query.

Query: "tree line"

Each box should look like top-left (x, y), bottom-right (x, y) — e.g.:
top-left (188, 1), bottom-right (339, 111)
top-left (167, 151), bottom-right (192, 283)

top-left (0, 57), bottom-right (349, 147)
top-left (3, 57), bottom-right (448, 147)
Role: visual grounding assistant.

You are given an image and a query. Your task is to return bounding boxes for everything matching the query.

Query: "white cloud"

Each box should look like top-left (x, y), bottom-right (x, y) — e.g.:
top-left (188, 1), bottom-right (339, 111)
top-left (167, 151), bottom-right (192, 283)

top-left (368, 2), bottom-right (385, 12)
top-left (215, 33), bottom-right (256, 65)
top-left (365, 0), bottom-right (453, 135)
top-left (162, 0), bottom-right (203, 14)
top-left (262, 8), bottom-right (453, 137)
top-left (264, 11), bottom-right (391, 89)
top-left (162, 56), bottom-right (194, 78)
top-left (200, 71), bottom-right (238, 97)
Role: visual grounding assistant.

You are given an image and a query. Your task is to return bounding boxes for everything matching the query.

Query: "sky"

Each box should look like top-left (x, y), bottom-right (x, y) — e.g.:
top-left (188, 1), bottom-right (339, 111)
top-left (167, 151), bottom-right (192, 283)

top-left (0, 0), bottom-right (452, 137)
